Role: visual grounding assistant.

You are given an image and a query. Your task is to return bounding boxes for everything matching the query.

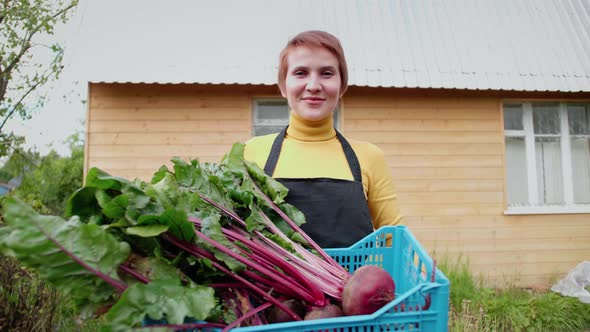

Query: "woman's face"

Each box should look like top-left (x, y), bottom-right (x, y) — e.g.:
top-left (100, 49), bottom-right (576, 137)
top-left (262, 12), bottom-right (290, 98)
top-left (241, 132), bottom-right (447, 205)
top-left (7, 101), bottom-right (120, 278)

top-left (281, 46), bottom-right (341, 122)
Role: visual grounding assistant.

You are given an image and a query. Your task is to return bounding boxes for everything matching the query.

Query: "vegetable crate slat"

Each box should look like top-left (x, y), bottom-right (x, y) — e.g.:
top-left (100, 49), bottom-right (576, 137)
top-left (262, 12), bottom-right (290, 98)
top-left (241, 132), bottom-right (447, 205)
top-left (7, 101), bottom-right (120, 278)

top-left (149, 225), bottom-right (450, 331)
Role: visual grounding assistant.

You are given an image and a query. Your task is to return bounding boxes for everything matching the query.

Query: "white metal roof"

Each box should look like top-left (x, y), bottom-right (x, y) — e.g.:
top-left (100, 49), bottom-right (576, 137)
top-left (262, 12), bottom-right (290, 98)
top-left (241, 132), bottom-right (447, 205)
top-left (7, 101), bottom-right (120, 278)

top-left (73, 0), bottom-right (590, 92)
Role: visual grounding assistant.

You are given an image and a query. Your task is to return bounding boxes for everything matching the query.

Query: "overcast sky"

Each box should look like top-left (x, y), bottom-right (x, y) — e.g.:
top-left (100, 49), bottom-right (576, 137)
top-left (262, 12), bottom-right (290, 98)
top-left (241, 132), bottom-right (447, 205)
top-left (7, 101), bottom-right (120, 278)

top-left (4, 0), bottom-right (90, 156)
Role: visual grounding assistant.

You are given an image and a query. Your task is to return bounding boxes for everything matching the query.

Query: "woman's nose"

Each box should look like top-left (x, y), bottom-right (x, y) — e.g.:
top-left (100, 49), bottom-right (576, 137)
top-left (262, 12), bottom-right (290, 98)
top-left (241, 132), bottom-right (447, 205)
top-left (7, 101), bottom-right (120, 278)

top-left (306, 75), bottom-right (321, 91)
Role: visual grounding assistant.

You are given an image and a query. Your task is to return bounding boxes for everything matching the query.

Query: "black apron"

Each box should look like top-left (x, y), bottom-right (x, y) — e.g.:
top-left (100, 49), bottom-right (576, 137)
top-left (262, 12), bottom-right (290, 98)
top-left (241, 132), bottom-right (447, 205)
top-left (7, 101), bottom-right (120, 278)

top-left (263, 126), bottom-right (374, 248)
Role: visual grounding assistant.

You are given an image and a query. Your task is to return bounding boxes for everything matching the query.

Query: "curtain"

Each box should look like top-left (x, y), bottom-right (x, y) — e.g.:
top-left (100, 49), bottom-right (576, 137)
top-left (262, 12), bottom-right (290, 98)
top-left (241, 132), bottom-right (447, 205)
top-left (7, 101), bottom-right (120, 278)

top-left (571, 138), bottom-right (590, 204)
top-left (536, 138), bottom-right (563, 205)
top-left (505, 137), bottom-right (528, 205)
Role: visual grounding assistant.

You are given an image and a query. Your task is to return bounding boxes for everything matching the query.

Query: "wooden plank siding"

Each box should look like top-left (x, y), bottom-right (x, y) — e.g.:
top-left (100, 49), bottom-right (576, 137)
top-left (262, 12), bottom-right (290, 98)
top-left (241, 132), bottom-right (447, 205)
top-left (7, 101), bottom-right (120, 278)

top-left (342, 89), bottom-right (590, 287)
top-left (86, 83), bottom-right (277, 180)
top-left (86, 83), bottom-right (590, 288)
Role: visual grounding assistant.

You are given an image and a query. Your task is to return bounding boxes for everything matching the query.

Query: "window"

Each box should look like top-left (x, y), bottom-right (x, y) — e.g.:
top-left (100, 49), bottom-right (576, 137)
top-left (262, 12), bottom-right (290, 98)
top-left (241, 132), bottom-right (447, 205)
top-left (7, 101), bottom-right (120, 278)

top-left (252, 99), bottom-right (340, 136)
top-left (503, 102), bottom-right (590, 214)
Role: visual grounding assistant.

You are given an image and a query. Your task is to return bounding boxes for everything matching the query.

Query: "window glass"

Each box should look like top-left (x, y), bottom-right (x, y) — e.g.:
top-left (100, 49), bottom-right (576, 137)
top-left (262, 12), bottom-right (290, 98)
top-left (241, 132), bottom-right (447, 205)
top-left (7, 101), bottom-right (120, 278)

top-left (503, 104), bottom-right (523, 130)
top-left (505, 137), bottom-right (528, 205)
top-left (255, 100), bottom-right (290, 123)
top-left (532, 103), bottom-right (560, 134)
top-left (253, 100), bottom-right (290, 136)
top-left (254, 125), bottom-right (287, 136)
top-left (568, 104), bottom-right (590, 135)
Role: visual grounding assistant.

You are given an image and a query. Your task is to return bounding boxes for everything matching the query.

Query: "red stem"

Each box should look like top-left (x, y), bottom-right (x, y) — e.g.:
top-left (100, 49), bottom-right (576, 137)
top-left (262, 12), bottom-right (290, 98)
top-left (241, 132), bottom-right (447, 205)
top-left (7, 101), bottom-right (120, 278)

top-left (119, 264), bottom-right (150, 284)
top-left (245, 175), bottom-right (348, 275)
top-left (191, 198), bottom-right (348, 281)
top-left (163, 234), bottom-right (302, 322)
top-left (193, 228), bottom-right (320, 305)
top-left (254, 207), bottom-right (349, 279)
top-left (222, 302), bottom-right (274, 332)
top-left (197, 193), bottom-right (247, 228)
top-left (187, 216), bottom-right (324, 304)
top-left (254, 235), bottom-right (344, 299)
top-left (209, 282), bottom-right (244, 288)
top-left (220, 226), bottom-right (327, 305)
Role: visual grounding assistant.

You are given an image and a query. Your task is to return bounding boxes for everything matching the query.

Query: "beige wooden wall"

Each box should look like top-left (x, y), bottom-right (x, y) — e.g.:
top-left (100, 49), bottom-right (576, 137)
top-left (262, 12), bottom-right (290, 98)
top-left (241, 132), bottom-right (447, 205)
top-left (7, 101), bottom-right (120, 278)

top-left (86, 83), bottom-right (277, 180)
top-left (344, 87), bottom-right (590, 288)
top-left (87, 83), bottom-right (590, 287)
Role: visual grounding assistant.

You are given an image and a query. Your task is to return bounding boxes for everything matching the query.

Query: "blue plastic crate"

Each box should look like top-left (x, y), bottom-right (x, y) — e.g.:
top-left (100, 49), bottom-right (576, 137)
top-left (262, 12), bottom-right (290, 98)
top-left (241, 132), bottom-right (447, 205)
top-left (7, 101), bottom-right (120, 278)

top-left (145, 225), bottom-right (450, 331)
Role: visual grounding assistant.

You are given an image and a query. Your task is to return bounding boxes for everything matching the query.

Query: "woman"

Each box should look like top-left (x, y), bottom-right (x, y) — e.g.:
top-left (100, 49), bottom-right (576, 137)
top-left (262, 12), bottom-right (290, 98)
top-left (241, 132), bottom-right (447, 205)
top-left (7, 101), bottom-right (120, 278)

top-left (244, 30), bottom-right (401, 248)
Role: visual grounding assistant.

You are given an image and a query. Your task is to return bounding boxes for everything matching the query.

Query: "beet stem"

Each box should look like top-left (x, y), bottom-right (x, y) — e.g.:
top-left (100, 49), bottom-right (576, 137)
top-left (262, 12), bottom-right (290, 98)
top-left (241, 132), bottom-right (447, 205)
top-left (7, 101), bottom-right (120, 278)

top-left (222, 301), bottom-right (273, 332)
top-left (118, 264), bottom-right (150, 284)
top-left (163, 234), bottom-right (302, 322)
top-left (246, 175), bottom-right (346, 274)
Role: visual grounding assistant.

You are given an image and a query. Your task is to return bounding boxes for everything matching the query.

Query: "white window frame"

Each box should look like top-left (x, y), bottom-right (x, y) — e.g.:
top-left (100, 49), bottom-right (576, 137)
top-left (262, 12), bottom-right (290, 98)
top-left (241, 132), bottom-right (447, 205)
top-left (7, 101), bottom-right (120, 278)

top-left (252, 98), bottom-right (340, 136)
top-left (504, 101), bottom-right (590, 215)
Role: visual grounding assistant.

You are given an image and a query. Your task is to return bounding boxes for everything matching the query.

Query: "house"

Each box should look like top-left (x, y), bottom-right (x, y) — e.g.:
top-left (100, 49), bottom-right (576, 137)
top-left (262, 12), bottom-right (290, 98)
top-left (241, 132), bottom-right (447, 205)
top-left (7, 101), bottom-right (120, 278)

top-left (0, 177), bottom-right (21, 196)
top-left (0, 183), bottom-right (11, 196)
top-left (76, 0), bottom-right (590, 287)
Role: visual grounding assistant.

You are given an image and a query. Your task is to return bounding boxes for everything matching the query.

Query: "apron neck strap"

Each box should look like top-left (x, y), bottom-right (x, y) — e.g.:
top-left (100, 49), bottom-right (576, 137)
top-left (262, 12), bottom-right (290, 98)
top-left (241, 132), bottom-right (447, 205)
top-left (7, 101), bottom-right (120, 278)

top-left (263, 126), bottom-right (288, 177)
top-left (263, 126), bottom-right (363, 182)
top-left (335, 130), bottom-right (363, 182)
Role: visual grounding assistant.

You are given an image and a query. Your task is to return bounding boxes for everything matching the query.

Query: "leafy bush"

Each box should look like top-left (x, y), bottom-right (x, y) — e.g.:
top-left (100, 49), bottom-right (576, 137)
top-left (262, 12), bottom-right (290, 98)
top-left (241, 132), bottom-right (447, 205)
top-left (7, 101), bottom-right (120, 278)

top-left (1, 135), bottom-right (83, 216)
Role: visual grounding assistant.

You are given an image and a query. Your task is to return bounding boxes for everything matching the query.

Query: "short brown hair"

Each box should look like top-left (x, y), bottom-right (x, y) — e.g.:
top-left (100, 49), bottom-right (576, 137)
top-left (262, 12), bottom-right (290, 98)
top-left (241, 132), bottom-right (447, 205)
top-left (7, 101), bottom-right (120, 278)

top-left (278, 30), bottom-right (348, 96)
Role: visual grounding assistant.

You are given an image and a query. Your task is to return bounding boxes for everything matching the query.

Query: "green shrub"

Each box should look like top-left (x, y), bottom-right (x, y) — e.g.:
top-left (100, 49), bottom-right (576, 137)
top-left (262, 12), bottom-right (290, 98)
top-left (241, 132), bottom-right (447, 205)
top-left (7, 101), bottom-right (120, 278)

top-left (440, 256), bottom-right (590, 332)
top-left (12, 142), bottom-right (84, 216)
top-left (0, 134), bottom-right (83, 216)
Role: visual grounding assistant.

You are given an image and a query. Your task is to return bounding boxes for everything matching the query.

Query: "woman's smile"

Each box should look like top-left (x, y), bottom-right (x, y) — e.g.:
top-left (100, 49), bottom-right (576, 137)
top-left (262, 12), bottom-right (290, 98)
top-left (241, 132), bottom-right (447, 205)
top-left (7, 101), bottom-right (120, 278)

top-left (302, 97), bottom-right (326, 106)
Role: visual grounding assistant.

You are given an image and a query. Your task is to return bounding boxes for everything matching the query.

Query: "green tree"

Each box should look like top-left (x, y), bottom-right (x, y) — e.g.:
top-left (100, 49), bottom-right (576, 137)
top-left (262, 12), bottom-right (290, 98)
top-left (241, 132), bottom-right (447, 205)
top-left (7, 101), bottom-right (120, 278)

top-left (0, 146), bottom-right (39, 182)
top-left (0, 0), bottom-right (78, 157)
top-left (11, 133), bottom-right (84, 215)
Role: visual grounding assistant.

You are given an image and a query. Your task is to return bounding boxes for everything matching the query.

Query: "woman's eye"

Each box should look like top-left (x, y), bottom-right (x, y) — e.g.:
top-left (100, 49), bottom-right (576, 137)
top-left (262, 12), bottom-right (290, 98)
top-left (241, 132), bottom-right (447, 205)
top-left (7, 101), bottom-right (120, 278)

top-left (294, 71), bottom-right (307, 76)
top-left (322, 71), bottom-right (334, 77)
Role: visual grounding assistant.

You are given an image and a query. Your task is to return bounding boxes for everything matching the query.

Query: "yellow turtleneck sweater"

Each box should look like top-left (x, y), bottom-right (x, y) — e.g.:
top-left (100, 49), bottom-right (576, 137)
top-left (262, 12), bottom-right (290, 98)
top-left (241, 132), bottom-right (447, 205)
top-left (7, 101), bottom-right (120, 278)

top-left (244, 112), bottom-right (402, 230)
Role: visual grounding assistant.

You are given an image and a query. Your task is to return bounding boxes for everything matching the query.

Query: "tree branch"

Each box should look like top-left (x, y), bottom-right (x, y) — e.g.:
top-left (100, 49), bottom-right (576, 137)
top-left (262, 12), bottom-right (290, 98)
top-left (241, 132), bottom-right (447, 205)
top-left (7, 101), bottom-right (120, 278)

top-left (0, 74), bottom-right (6, 107)
top-left (0, 0), bottom-right (11, 26)
top-left (0, 1), bottom-right (77, 134)
top-left (4, 29), bottom-right (38, 77)
top-left (3, 2), bottom-right (76, 78)
top-left (0, 69), bottom-right (54, 131)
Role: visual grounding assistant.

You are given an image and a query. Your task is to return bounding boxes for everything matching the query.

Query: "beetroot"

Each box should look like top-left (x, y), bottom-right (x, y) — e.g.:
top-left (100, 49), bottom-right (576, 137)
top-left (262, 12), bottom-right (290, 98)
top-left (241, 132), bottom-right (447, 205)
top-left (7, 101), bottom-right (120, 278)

top-left (304, 304), bottom-right (344, 320)
top-left (342, 265), bottom-right (395, 316)
top-left (266, 299), bottom-right (306, 323)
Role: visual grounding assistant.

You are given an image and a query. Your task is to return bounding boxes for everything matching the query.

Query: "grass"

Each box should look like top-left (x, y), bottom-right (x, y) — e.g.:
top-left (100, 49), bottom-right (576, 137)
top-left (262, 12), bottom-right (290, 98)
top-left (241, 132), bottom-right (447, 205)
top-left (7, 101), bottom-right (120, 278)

top-left (440, 256), bottom-right (590, 332)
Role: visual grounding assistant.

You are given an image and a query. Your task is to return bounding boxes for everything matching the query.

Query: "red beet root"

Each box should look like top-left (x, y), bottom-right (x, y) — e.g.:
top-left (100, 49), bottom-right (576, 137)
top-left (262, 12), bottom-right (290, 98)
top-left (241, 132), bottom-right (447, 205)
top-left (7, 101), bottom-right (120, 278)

top-left (304, 304), bottom-right (344, 320)
top-left (342, 265), bottom-right (395, 316)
